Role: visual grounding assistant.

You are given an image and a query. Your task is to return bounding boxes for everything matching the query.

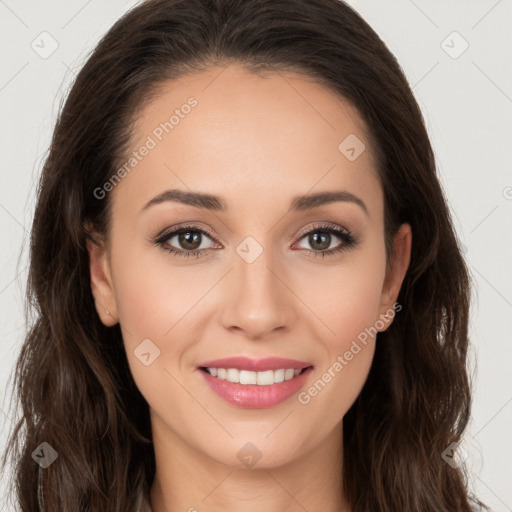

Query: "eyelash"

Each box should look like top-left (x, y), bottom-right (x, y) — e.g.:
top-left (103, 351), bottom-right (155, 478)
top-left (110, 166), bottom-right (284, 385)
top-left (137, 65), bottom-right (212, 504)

top-left (152, 223), bottom-right (358, 260)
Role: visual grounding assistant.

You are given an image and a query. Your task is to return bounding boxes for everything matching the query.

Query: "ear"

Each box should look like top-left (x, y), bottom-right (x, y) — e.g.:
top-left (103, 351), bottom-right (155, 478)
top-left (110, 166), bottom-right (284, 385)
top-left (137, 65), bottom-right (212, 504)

top-left (85, 230), bottom-right (119, 326)
top-left (377, 223), bottom-right (412, 331)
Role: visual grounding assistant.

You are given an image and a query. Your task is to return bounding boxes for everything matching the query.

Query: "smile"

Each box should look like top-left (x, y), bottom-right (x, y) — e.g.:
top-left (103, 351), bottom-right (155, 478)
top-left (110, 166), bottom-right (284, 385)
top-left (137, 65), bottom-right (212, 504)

top-left (197, 357), bottom-right (314, 408)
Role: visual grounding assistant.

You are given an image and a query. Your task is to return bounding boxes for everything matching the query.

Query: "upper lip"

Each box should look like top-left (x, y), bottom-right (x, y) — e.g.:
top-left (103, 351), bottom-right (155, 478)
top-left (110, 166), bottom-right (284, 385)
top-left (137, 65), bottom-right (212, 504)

top-left (198, 356), bottom-right (313, 372)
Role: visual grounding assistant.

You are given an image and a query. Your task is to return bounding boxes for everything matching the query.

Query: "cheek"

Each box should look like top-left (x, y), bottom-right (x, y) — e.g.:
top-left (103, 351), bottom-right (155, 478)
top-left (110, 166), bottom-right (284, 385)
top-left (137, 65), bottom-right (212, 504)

top-left (111, 267), bottom-right (208, 438)
top-left (298, 245), bottom-right (386, 346)
top-left (109, 243), bottom-right (215, 389)
top-left (293, 247), bottom-right (385, 419)
top-left (111, 240), bottom-right (214, 341)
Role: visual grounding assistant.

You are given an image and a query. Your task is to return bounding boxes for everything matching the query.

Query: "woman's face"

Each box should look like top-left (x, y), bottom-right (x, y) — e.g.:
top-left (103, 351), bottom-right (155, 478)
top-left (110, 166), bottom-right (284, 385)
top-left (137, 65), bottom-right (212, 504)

top-left (88, 64), bottom-right (410, 469)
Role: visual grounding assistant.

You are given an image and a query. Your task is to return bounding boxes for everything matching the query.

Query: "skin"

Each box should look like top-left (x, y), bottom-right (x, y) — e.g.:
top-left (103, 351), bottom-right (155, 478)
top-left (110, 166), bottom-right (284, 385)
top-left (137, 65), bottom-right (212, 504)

top-left (87, 64), bottom-right (411, 512)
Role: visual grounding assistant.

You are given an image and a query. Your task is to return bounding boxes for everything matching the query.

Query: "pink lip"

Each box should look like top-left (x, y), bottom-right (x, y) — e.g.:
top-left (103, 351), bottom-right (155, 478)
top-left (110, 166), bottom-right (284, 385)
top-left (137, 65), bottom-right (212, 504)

top-left (198, 356), bottom-right (312, 372)
top-left (197, 357), bottom-right (314, 409)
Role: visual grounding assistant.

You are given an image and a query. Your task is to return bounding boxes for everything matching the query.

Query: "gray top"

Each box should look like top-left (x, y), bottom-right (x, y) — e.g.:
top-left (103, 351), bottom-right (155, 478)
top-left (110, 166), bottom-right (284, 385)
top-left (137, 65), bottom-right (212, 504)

top-left (141, 497), bottom-right (152, 512)
top-left (137, 488), bottom-right (152, 512)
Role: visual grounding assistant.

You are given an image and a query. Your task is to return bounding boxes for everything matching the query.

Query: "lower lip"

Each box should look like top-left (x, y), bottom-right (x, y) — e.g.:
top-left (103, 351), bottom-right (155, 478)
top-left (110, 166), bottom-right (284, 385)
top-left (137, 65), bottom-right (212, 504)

top-left (199, 367), bottom-right (313, 408)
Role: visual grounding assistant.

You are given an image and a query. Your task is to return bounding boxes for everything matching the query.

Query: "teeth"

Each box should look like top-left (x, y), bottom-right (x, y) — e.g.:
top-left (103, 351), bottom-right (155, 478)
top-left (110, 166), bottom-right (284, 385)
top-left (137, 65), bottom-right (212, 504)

top-left (226, 368), bottom-right (239, 383)
top-left (240, 370), bottom-right (257, 385)
top-left (256, 370), bottom-right (273, 385)
top-left (274, 369), bottom-right (285, 383)
top-left (206, 367), bottom-right (305, 385)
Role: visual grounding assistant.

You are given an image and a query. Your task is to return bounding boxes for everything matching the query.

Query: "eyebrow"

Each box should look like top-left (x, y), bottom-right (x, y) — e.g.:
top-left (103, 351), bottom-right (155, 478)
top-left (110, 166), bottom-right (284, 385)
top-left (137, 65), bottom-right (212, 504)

top-left (142, 188), bottom-right (368, 215)
top-left (289, 190), bottom-right (368, 215)
top-left (142, 189), bottom-right (227, 212)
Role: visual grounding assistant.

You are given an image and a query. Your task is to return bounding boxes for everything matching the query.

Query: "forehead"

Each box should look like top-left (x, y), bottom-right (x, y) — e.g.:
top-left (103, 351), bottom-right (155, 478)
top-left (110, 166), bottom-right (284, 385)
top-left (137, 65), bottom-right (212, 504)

top-left (111, 64), bottom-right (382, 218)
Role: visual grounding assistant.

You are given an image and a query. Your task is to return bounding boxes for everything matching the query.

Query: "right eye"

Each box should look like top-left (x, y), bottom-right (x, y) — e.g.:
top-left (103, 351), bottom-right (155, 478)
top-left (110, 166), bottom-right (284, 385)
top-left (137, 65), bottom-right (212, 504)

top-left (153, 224), bottom-right (221, 259)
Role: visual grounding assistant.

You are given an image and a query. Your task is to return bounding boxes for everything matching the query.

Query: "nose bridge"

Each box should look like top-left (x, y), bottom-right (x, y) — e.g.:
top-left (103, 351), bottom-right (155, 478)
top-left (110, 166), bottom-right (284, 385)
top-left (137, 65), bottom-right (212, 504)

top-left (219, 235), bottom-right (293, 338)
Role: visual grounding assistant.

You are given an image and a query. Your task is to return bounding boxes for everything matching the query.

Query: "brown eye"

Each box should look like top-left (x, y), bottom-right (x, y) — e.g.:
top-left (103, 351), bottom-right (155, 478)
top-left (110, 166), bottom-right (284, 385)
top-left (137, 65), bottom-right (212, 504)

top-left (307, 231), bottom-right (333, 251)
top-left (294, 224), bottom-right (358, 258)
top-left (175, 230), bottom-right (204, 250)
top-left (154, 225), bottom-right (219, 259)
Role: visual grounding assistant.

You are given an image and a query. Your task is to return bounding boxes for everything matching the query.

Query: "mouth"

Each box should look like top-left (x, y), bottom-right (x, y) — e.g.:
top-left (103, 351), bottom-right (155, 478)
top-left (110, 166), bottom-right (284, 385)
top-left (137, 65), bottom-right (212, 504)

top-left (196, 357), bottom-right (314, 408)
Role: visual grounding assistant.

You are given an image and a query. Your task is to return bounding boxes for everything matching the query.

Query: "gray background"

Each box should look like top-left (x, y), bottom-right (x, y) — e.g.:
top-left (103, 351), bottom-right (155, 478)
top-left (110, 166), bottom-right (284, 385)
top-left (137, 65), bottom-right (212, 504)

top-left (1, 0), bottom-right (511, 510)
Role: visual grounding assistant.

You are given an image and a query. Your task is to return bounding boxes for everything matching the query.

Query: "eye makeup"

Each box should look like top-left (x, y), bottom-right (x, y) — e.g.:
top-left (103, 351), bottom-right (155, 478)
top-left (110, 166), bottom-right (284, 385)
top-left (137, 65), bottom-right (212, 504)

top-left (150, 222), bottom-right (359, 260)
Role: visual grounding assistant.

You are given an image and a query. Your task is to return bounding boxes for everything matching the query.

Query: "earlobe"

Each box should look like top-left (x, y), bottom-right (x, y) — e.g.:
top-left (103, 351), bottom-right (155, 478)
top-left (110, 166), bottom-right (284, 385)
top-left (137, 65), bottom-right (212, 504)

top-left (86, 233), bottom-right (119, 326)
top-left (377, 223), bottom-right (412, 331)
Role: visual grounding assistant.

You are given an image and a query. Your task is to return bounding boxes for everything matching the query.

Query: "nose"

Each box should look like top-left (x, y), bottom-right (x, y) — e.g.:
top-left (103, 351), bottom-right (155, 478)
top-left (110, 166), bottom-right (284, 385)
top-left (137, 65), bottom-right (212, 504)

top-left (219, 242), bottom-right (296, 340)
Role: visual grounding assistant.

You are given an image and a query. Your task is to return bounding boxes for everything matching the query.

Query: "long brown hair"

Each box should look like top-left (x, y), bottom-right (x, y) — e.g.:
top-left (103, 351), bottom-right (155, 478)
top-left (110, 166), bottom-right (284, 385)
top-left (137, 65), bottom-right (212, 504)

top-left (3, 0), bottom-right (487, 510)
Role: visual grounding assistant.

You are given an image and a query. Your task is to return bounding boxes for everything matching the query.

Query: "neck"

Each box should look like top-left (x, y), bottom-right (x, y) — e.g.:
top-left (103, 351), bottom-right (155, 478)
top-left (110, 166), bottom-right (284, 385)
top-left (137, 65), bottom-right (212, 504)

top-left (149, 415), bottom-right (349, 512)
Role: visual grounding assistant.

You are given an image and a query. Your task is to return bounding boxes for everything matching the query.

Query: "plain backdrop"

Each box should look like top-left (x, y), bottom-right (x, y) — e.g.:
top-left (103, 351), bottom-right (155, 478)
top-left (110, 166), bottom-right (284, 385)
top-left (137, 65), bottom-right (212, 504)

top-left (1, 0), bottom-right (511, 510)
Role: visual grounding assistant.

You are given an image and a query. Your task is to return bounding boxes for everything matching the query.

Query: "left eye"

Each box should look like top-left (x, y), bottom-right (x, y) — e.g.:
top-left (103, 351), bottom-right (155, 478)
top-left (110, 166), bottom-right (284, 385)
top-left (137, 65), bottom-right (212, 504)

top-left (292, 224), bottom-right (358, 258)
top-left (296, 229), bottom-right (345, 251)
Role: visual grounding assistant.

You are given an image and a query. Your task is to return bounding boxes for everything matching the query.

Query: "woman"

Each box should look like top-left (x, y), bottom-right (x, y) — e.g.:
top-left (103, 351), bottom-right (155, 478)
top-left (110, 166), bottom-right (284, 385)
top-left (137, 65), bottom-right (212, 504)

top-left (3, 0), bottom-right (488, 510)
